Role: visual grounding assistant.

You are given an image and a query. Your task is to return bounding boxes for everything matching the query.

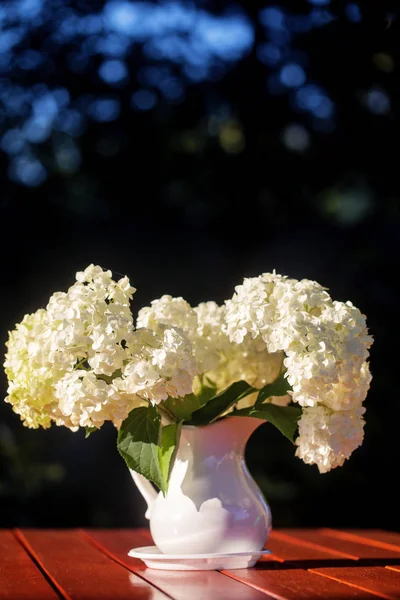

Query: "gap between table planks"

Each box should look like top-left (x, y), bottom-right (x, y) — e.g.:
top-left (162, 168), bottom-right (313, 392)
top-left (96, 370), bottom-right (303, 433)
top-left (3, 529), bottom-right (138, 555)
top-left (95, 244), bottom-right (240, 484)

top-left (0, 530), bottom-right (59, 600)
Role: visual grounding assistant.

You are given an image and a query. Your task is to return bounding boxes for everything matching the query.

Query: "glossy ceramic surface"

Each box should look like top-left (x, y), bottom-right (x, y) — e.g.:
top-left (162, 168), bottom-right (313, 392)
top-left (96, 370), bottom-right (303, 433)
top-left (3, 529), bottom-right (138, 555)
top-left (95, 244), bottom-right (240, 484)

top-left (127, 545), bottom-right (271, 570)
top-left (131, 416), bottom-right (272, 555)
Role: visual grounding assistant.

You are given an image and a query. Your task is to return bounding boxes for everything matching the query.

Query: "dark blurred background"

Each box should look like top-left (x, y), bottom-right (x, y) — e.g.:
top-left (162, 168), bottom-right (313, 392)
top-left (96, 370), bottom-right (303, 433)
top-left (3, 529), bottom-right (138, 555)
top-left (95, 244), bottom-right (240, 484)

top-left (0, 0), bottom-right (399, 532)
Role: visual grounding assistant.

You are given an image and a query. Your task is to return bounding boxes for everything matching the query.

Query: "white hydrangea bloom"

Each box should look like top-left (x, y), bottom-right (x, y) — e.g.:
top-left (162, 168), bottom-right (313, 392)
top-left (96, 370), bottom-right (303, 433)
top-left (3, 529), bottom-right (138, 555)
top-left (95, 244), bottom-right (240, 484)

top-left (193, 301), bottom-right (228, 373)
top-left (137, 296), bottom-right (222, 374)
top-left (4, 310), bottom-right (60, 428)
top-left (225, 274), bottom-right (373, 407)
top-left (46, 264), bottom-right (136, 376)
top-left (295, 404), bottom-right (366, 473)
top-left (207, 338), bottom-right (289, 410)
top-left (4, 265), bottom-right (198, 430)
top-left (53, 370), bottom-right (137, 431)
top-left (224, 272), bottom-right (373, 470)
top-left (117, 327), bottom-right (196, 404)
top-left (137, 296), bottom-right (286, 404)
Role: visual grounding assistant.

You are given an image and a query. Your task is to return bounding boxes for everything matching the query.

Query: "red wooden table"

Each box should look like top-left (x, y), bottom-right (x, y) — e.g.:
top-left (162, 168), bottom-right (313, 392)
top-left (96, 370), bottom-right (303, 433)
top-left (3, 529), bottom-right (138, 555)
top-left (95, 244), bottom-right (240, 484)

top-left (1, 528), bottom-right (400, 599)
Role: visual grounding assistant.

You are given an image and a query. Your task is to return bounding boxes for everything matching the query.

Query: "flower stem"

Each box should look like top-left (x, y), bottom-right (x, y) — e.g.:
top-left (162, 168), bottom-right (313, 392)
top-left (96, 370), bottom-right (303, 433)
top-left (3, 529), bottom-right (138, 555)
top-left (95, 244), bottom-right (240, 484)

top-left (157, 404), bottom-right (177, 425)
top-left (278, 351), bottom-right (285, 376)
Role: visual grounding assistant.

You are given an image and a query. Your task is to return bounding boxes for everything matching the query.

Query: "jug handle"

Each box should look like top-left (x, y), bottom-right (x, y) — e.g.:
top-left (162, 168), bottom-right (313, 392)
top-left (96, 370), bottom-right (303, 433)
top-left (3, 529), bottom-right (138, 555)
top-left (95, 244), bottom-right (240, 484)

top-left (130, 470), bottom-right (158, 519)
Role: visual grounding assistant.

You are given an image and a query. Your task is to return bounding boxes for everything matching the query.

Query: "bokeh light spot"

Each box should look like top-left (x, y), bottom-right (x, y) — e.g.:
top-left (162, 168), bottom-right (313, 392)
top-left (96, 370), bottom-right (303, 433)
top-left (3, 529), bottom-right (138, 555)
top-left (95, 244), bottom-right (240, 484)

top-left (1, 129), bottom-right (25, 155)
top-left (364, 88), bottom-right (391, 115)
top-left (257, 43), bottom-right (282, 67)
top-left (296, 85), bottom-right (335, 119)
top-left (22, 117), bottom-right (52, 143)
top-left (260, 7), bottom-right (286, 30)
top-left (55, 109), bottom-right (86, 137)
top-left (322, 187), bottom-right (373, 225)
top-left (131, 89), bottom-right (157, 111)
top-left (310, 8), bottom-right (335, 26)
top-left (345, 3), bottom-right (362, 23)
top-left (105, 1), bottom-right (140, 35)
top-left (219, 120), bottom-right (245, 154)
top-left (55, 142), bottom-right (81, 173)
top-left (89, 98), bottom-right (121, 122)
top-left (280, 63), bottom-right (306, 87)
top-left (9, 155), bottom-right (47, 186)
top-left (158, 77), bottom-right (184, 102)
top-left (282, 123), bottom-right (310, 152)
top-left (372, 53), bottom-right (395, 74)
top-left (98, 59), bottom-right (128, 84)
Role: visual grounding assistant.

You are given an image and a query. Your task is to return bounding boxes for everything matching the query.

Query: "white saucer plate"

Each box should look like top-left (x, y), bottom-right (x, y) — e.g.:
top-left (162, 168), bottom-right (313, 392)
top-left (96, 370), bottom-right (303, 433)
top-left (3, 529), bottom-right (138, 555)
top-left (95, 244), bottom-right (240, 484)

top-left (128, 546), bottom-right (271, 570)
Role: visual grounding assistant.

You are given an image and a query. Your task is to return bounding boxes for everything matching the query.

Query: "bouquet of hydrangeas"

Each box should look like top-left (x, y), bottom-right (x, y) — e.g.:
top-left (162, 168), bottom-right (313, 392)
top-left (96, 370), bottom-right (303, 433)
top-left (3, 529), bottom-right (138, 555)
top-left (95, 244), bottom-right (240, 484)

top-left (4, 264), bottom-right (373, 493)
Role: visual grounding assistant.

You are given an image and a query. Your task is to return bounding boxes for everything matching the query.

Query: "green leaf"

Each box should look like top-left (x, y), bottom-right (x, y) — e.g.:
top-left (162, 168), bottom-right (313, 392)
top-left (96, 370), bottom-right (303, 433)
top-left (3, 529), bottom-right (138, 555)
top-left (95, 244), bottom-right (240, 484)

top-left (85, 426), bottom-right (98, 438)
top-left (188, 381), bottom-right (256, 426)
top-left (256, 371), bottom-right (292, 407)
top-left (158, 422), bottom-right (182, 494)
top-left (197, 378), bottom-right (219, 403)
top-left (161, 376), bottom-right (218, 422)
top-left (161, 393), bottom-right (206, 422)
top-left (117, 405), bottom-right (166, 492)
top-left (231, 403), bottom-right (302, 443)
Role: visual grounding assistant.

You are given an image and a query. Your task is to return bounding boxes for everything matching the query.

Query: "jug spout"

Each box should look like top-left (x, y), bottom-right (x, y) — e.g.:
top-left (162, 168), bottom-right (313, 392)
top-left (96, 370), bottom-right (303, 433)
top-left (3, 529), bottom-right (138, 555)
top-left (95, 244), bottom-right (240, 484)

top-left (130, 470), bottom-right (158, 519)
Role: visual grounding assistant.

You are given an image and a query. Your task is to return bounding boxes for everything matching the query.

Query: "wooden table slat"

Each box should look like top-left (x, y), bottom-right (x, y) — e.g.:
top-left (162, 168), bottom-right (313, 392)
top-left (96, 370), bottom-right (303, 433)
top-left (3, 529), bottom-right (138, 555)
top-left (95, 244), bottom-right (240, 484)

top-left (278, 528), bottom-right (400, 561)
top-left (268, 529), bottom-right (400, 599)
top-left (321, 529), bottom-right (400, 552)
top-left (83, 528), bottom-right (275, 600)
top-left (310, 566), bottom-right (400, 600)
top-left (222, 565), bottom-right (383, 600)
top-left (386, 565), bottom-right (400, 574)
top-left (268, 531), bottom-right (359, 561)
top-left (16, 529), bottom-right (170, 600)
top-left (0, 530), bottom-right (59, 600)
top-left (219, 529), bottom-right (389, 600)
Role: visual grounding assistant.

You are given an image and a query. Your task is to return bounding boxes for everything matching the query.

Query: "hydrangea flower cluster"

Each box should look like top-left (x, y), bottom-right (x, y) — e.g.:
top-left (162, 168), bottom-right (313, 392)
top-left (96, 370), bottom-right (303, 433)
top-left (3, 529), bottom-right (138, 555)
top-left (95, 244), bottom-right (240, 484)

top-left (3, 265), bottom-right (373, 474)
top-left (137, 296), bottom-right (288, 408)
top-left (224, 272), bottom-right (373, 472)
top-left (4, 265), bottom-right (196, 431)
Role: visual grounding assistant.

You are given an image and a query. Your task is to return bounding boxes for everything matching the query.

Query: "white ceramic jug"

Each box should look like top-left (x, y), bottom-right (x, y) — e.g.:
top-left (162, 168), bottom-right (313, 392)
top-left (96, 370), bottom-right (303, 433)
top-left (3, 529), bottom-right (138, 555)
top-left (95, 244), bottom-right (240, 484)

top-left (130, 416), bottom-right (272, 555)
